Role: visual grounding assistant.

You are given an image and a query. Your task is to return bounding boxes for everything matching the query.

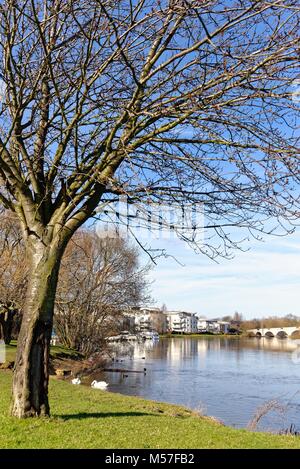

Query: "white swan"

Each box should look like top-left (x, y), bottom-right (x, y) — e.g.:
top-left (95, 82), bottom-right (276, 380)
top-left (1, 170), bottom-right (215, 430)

top-left (71, 378), bottom-right (81, 385)
top-left (91, 380), bottom-right (108, 390)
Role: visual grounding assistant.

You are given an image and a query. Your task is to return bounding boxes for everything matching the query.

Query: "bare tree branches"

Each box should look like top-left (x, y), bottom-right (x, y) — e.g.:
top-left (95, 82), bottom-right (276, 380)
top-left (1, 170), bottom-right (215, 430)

top-left (0, 0), bottom-right (298, 329)
top-left (0, 1), bottom-right (298, 255)
top-left (0, 208), bottom-right (27, 343)
top-left (54, 230), bottom-right (150, 356)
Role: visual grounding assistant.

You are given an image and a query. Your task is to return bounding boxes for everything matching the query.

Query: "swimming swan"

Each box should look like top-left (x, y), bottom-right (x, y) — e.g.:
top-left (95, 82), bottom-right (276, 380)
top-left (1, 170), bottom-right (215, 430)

top-left (91, 380), bottom-right (108, 390)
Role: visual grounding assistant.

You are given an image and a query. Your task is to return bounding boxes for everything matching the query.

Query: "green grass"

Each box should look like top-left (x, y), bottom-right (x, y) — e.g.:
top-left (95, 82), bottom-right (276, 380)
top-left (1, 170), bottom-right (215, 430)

top-left (0, 371), bottom-right (299, 448)
top-left (3, 341), bottom-right (82, 362)
top-left (50, 345), bottom-right (83, 360)
top-left (2, 343), bottom-right (17, 362)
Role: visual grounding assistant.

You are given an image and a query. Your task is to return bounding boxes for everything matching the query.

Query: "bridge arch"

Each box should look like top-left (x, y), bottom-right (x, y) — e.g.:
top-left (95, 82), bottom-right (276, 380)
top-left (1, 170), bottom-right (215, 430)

top-left (265, 331), bottom-right (274, 338)
top-left (290, 330), bottom-right (300, 340)
top-left (276, 330), bottom-right (288, 339)
top-left (255, 331), bottom-right (262, 338)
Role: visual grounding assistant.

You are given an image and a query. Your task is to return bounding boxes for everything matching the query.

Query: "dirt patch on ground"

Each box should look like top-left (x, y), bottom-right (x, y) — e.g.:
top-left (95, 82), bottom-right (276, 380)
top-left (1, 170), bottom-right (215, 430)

top-left (50, 353), bottom-right (110, 378)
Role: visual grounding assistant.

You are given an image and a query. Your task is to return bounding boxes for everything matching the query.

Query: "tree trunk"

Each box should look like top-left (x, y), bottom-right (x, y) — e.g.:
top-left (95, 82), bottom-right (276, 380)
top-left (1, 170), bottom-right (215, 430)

top-left (11, 240), bottom-right (63, 418)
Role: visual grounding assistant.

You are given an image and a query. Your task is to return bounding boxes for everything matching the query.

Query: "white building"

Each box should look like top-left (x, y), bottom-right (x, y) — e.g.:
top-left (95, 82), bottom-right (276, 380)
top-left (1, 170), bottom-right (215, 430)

top-left (218, 321), bottom-right (231, 334)
top-left (167, 311), bottom-right (198, 334)
top-left (133, 307), bottom-right (168, 334)
top-left (197, 318), bottom-right (230, 334)
top-left (197, 318), bottom-right (210, 332)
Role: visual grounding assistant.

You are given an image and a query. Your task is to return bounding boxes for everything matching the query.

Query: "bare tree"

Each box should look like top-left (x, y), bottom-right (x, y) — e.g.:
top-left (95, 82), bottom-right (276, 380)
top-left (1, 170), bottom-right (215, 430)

top-left (0, 212), bottom-right (149, 351)
top-left (0, 1), bottom-right (299, 417)
top-left (54, 230), bottom-right (149, 356)
top-left (151, 311), bottom-right (168, 335)
top-left (0, 209), bottom-right (27, 344)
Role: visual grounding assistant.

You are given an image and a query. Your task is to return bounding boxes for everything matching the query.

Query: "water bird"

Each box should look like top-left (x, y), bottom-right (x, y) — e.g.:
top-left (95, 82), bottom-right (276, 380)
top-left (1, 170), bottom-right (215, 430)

top-left (71, 378), bottom-right (81, 385)
top-left (91, 380), bottom-right (108, 390)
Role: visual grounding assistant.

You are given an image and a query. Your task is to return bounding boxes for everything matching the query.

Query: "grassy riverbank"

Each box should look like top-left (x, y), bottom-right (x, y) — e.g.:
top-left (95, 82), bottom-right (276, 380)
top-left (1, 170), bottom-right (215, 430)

top-left (0, 370), bottom-right (299, 449)
top-left (3, 341), bottom-right (82, 363)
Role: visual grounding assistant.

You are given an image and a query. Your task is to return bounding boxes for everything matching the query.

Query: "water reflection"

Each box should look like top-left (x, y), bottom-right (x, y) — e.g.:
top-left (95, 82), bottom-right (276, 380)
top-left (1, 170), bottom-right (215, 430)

top-left (97, 337), bottom-right (300, 431)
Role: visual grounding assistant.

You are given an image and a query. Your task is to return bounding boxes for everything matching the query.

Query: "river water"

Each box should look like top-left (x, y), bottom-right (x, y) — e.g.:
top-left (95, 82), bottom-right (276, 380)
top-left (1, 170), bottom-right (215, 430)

top-left (96, 337), bottom-right (300, 432)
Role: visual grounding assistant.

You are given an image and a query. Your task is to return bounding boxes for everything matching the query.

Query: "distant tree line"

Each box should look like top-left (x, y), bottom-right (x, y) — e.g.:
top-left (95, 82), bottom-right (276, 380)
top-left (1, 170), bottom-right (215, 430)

top-left (220, 311), bottom-right (300, 331)
top-left (242, 315), bottom-right (300, 331)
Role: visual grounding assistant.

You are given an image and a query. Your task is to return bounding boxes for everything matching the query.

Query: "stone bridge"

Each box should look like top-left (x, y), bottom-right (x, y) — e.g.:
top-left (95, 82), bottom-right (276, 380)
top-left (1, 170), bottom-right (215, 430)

top-left (247, 326), bottom-right (300, 338)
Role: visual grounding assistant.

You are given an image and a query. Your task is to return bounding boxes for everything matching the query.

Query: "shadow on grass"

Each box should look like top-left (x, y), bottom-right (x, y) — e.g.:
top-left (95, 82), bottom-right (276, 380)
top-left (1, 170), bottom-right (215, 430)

top-left (57, 411), bottom-right (158, 420)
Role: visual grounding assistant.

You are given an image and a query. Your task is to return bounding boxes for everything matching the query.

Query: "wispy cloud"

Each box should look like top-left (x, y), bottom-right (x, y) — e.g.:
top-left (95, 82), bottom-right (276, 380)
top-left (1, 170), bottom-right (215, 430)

top-left (143, 230), bottom-right (300, 318)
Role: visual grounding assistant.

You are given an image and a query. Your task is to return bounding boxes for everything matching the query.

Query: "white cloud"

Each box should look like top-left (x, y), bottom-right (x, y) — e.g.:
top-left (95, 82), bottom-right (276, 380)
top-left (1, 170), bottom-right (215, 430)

top-left (145, 230), bottom-right (300, 318)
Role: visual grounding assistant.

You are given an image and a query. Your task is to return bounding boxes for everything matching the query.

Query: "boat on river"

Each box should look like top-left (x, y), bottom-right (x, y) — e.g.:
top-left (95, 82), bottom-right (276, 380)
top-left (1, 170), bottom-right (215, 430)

top-left (106, 331), bottom-right (138, 342)
top-left (139, 331), bottom-right (160, 340)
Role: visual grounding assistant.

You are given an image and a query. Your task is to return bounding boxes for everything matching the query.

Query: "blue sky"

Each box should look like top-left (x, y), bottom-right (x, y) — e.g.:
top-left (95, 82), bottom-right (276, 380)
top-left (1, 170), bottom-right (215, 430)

top-left (140, 228), bottom-right (300, 319)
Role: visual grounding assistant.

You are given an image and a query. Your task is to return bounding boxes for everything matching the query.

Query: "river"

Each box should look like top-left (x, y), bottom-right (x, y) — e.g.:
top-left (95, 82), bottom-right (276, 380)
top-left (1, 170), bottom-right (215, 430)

top-left (94, 337), bottom-right (300, 432)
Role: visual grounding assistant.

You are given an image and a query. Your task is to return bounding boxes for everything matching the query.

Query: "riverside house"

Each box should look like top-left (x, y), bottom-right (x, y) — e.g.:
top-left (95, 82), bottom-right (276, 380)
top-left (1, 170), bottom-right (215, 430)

top-left (197, 318), bottom-right (230, 334)
top-left (166, 311), bottom-right (198, 334)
